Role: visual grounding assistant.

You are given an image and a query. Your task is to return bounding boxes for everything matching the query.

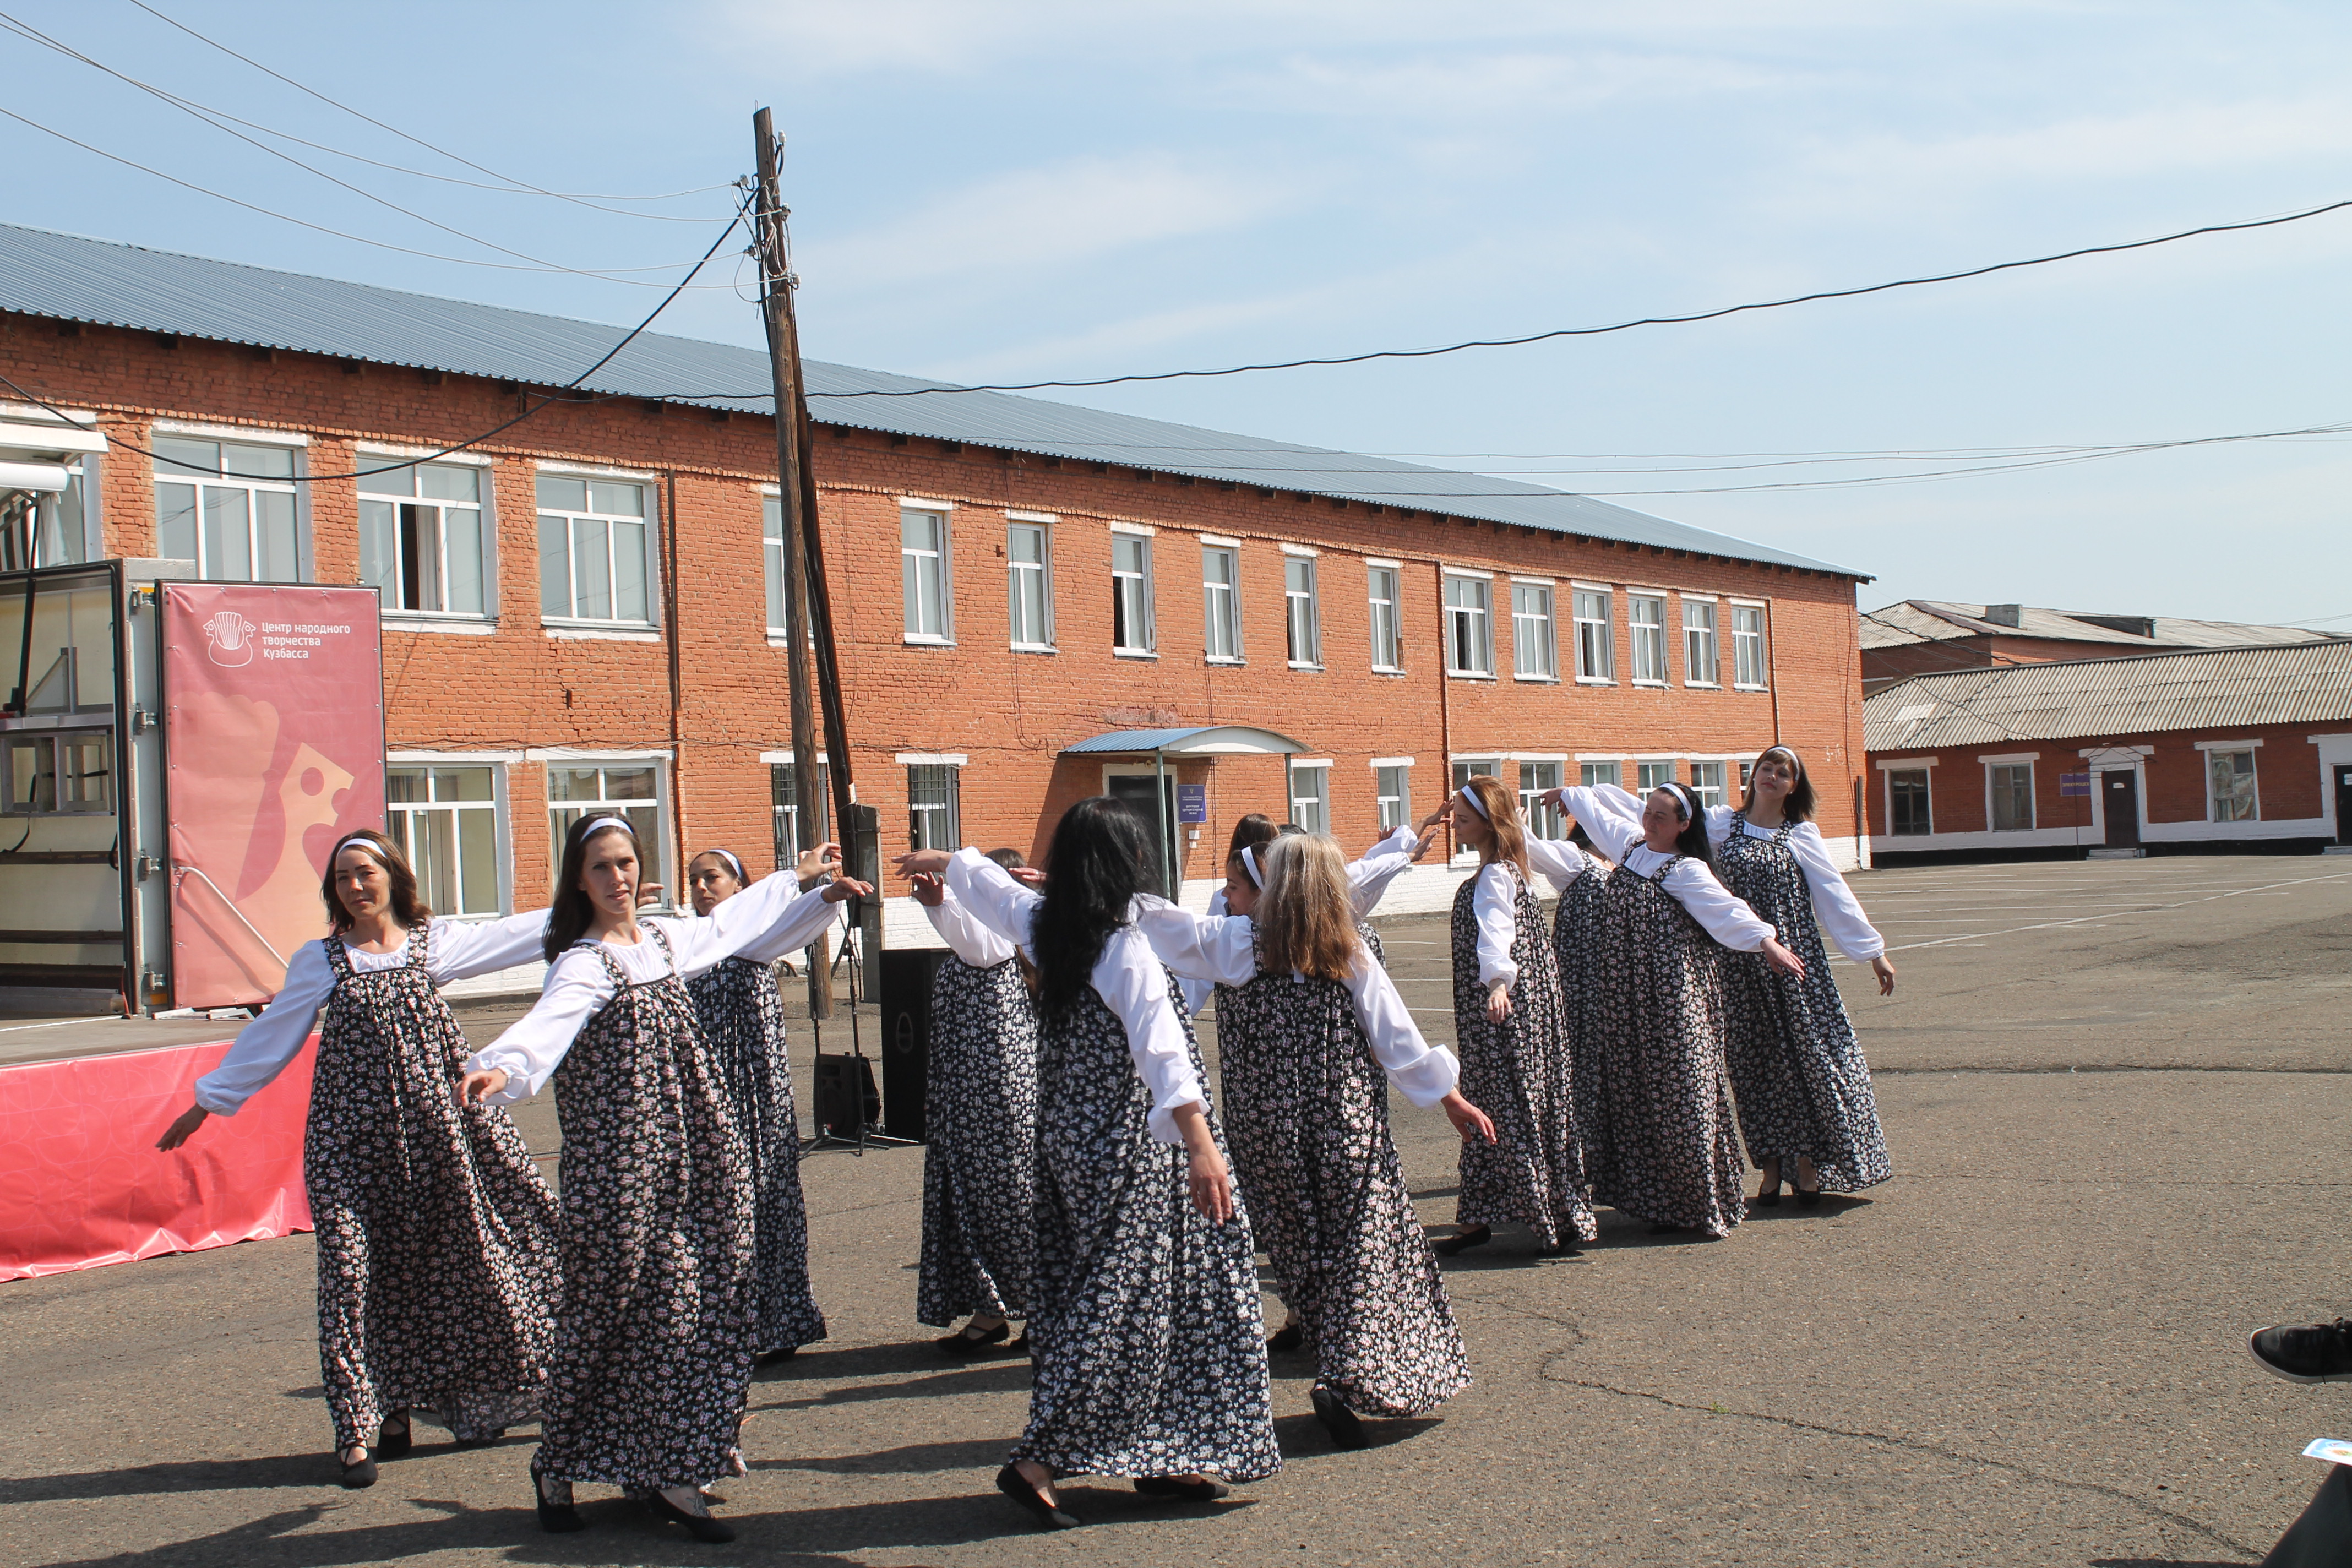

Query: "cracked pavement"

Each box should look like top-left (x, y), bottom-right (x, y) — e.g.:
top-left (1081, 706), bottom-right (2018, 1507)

top-left (3, 853), bottom-right (2348, 1566)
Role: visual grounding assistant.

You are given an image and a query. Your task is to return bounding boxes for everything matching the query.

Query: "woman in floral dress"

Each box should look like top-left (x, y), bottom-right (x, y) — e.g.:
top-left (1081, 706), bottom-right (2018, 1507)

top-left (459, 817), bottom-right (866, 1543)
top-left (154, 830), bottom-right (559, 1487)
top-left (897, 797), bottom-right (1279, 1532)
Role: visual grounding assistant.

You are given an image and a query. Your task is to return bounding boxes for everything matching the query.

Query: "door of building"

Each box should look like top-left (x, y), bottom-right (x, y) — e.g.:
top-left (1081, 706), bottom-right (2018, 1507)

top-left (1106, 773), bottom-right (1177, 894)
top-left (2335, 765), bottom-right (2352, 846)
top-left (2101, 771), bottom-right (2141, 848)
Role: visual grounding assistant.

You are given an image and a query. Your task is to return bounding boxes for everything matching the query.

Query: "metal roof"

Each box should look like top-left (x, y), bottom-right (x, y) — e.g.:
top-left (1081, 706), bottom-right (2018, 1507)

top-left (1860, 600), bottom-right (2338, 651)
top-left (1063, 726), bottom-right (1311, 755)
top-left (1864, 640), bottom-right (2352, 752)
top-left (0, 222), bottom-right (1863, 578)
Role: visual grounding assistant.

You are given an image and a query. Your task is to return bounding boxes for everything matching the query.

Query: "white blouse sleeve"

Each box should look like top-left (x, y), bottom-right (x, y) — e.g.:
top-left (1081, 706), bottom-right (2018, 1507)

top-left (1703, 804), bottom-right (1736, 847)
top-left (192, 940), bottom-right (336, 1115)
top-left (1346, 826), bottom-right (1420, 918)
top-left (1472, 863), bottom-right (1520, 990)
top-left (715, 874), bottom-right (848, 967)
top-left (464, 945), bottom-right (616, 1102)
top-left (922, 889), bottom-right (1020, 968)
top-left (943, 846), bottom-right (1043, 952)
top-left (1093, 924), bottom-right (1205, 1144)
top-left (1523, 836), bottom-right (1592, 895)
top-left (1183, 884), bottom-right (1229, 1012)
top-left (1344, 947), bottom-right (1459, 1107)
top-left (423, 908), bottom-right (552, 983)
top-left (1561, 786), bottom-right (1641, 864)
top-left (1133, 900), bottom-right (1259, 986)
top-left (1660, 859), bottom-right (1777, 951)
top-left (1789, 821), bottom-right (1886, 961)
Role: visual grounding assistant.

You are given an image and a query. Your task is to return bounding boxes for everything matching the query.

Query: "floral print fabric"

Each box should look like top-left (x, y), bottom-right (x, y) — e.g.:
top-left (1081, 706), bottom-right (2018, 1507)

top-left (1715, 820), bottom-right (1892, 1192)
top-left (685, 955), bottom-right (828, 1354)
top-left (307, 923), bottom-right (560, 1451)
top-left (917, 955), bottom-right (1041, 1326)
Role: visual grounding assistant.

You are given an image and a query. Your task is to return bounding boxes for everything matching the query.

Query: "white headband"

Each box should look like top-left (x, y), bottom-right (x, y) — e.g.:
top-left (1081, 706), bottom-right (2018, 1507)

top-left (1239, 843), bottom-right (1265, 888)
top-left (333, 834), bottom-right (386, 864)
top-left (701, 848), bottom-right (746, 881)
top-left (1456, 786), bottom-right (1490, 821)
top-left (579, 815), bottom-right (635, 842)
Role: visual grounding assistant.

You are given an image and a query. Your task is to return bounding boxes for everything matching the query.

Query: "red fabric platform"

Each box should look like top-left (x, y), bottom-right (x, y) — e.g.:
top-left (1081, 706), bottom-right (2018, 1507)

top-left (0, 1037), bottom-right (315, 1282)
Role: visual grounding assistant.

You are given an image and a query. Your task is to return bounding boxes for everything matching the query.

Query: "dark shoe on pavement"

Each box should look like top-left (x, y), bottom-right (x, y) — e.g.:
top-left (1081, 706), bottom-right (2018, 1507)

top-left (997, 1464), bottom-right (1080, 1529)
top-left (1431, 1225), bottom-right (1490, 1257)
top-left (1267, 1320), bottom-right (1304, 1351)
top-left (534, 1473), bottom-right (585, 1534)
top-left (338, 1452), bottom-right (377, 1489)
top-left (1313, 1384), bottom-right (1369, 1450)
top-left (374, 1412), bottom-right (412, 1459)
top-left (939, 1321), bottom-right (1010, 1357)
top-left (2252, 1320), bottom-right (2352, 1384)
top-left (1135, 1474), bottom-right (1231, 1501)
top-left (646, 1488), bottom-right (734, 1543)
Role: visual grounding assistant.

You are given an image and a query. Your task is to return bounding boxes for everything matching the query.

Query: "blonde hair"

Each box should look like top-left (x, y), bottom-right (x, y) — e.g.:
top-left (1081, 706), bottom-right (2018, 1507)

top-left (1459, 774), bottom-right (1529, 878)
top-left (1254, 834), bottom-right (1362, 982)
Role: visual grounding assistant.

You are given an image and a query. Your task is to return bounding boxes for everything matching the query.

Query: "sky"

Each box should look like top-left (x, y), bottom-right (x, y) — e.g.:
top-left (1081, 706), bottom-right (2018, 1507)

top-left (1, 1), bottom-right (2348, 626)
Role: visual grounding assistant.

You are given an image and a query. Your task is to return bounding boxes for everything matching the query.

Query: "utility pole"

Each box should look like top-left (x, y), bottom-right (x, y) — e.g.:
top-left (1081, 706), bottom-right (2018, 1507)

top-left (752, 106), bottom-right (840, 1017)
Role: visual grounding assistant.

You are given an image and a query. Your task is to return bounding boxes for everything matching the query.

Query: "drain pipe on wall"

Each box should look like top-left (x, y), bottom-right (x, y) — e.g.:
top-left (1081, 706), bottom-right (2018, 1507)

top-left (1434, 557), bottom-right (1453, 859)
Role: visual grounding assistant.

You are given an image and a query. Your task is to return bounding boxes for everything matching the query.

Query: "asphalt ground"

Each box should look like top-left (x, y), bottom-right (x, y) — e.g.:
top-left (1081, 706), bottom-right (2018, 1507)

top-left (4, 853), bottom-right (2350, 1567)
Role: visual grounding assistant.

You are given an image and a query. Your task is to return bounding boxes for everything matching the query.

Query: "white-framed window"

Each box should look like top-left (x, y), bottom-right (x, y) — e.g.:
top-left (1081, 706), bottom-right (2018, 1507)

top-left (1444, 574), bottom-right (1493, 676)
top-left (1683, 598), bottom-right (1719, 686)
top-left (762, 494), bottom-right (791, 634)
top-left (1572, 589), bottom-right (1614, 682)
top-left (1629, 594), bottom-right (1668, 684)
top-left (772, 760), bottom-right (830, 862)
top-left (1451, 757), bottom-right (1500, 793)
top-left (1519, 760), bottom-right (1565, 839)
top-left (1202, 545), bottom-right (1240, 660)
top-left (1375, 763), bottom-right (1411, 831)
top-left (1284, 556), bottom-right (1321, 668)
top-left (1008, 520), bottom-right (1054, 650)
top-left (537, 476), bottom-right (654, 624)
top-left (1888, 769), bottom-right (1931, 835)
top-left (359, 460), bottom-right (490, 618)
top-left (153, 436), bottom-right (303, 582)
top-left (548, 761), bottom-right (665, 896)
top-left (1690, 760), bottom-right (1727, 809)
top-left (908, 763), bottom-right (961, 849)
top-left (387, 764), bottom-right (503, 916)
top-left (901, 507), bottom-right (951, 642)
top-left (1368, 565), bottom-right (1402, 671)
top-left (1637, 759), bottom-right (1677, 792)
top-left (1112, 532), bottom-right (1156, 654)
top-left (1289, 762), bottom-right (1330, 834)
top-left (2208, 749), bottom-right (2259, 822)
top-left (1988, 763), bottom-right (2034, 831)
top-left (1580, 760), bottom-right (1620, 789)
top-left (1511, 582), bottom-right (1558, 680)
top-left (1732, 603), bottom-right (1768, 688)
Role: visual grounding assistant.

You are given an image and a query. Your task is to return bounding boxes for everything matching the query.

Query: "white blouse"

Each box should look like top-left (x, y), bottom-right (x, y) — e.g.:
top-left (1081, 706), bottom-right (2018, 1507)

top-left (1133, 901), bottom-right (1461, 1109)
top-left (466, 872), bottom-right (843, 1103)
top-left (1185, 824), bottom-right (1422, 1012)
top-left (193, 909), bottom-right (554, 1116)
top-left (1700, 807), bottom-right (1885, 961)
top-left (1469, 862), bottom-right (1526, 990)
top-left (921, 886), bottom-right (1020, 968)
top-left (1553, 786), bottom-right (1777, 951)
top-left (943, 847), bottom-right (1205, 1145)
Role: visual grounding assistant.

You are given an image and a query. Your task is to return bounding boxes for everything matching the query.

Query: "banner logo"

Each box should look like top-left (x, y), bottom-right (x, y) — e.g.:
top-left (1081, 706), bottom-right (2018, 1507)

top-left (203, 609), bottom-right (257, 667)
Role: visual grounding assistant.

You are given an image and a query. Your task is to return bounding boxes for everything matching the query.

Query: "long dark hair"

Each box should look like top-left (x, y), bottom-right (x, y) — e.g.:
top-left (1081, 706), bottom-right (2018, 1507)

top-left (544, 816), bottom-right (641, 961)
top-left (1653, 783), bottom-right (1714, 868)
top-left (319, 827), bottom-right (432, 935)
top-left (1032, 796), bottom-right (1151, 1022)
top-left (1740, 744), bottom-right (1817, 823)
top-left (1225, 813), bottom-right (1278, 857)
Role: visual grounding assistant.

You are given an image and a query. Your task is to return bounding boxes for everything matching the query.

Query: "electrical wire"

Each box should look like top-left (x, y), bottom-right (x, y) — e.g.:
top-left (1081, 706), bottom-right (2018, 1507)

top-left (808, 194), bottom-right (2352, 397)
top-left (0, 194), bottom-right (750, 481)
top-left (122, 0), bottom-right (734, 211)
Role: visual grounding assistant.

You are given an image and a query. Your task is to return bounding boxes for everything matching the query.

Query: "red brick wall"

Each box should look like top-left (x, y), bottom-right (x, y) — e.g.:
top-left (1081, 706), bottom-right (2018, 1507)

top-left (6, 315), bottom-right (1869, 904)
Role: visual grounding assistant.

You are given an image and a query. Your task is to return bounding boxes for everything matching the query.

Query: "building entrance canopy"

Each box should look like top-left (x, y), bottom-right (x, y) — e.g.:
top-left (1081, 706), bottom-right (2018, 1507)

top-left (1062, 726), bottom-right (1313, 896)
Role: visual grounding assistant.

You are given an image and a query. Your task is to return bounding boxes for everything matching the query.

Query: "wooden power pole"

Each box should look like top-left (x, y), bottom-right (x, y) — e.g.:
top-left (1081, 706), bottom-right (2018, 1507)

top-left (752, 106), bottom-right (853, 1016)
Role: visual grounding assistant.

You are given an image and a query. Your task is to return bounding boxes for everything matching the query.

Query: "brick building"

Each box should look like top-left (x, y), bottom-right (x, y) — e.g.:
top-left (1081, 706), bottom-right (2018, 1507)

top-left (1864, 641), bottom-right (2352, 862)
top-left (0, 224), bottom-right (1872, 987)
top-left (1861, 599), bottom-right (2338, 693)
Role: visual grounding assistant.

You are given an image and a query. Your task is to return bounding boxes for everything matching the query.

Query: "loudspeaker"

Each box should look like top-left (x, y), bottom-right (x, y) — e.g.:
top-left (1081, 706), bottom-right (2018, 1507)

top-left (878, 948), bottom-right (947, 1142)
top-left (810, 1052), bottom-right (880, 1137)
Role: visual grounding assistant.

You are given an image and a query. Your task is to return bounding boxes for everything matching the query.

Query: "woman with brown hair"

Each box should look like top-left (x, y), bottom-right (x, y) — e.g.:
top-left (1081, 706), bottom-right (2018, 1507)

top-left (458, 817), bottom-right (867, 1543)
top-left (154, 829), bottom-right (562, 1487)
top-left (1137, 832), bottom-right (1492, 1451)
top-left (1425, 773), bottom-right (1594, 1259)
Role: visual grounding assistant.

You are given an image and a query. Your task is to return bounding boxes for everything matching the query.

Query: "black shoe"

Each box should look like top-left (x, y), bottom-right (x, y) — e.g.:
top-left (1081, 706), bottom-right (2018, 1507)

top-left (1267, 1321), bottom-right (1304, 1351)
top-left (374, 1412), bottom-right (412, 1459)
top-left (533, 1474), bottom-right (585, 1534)
top-left (1754, 1185), bottom-right (1782, 1207)
top-left (1009, 1331), bottom-right (1030, 1354)
top-left (338, 1451), bottom-right (377, 1489)
top-left (1795, 1186), bottom-right (1822, 1209)
top-left (939, 1321), bottom-right (1011, 1357)
top-left (1135, 1474), bottom-right (1232, 1501)
top-left (646, 1489), bottom-right (736, 1543)
top-left (996, 1464), bottom-right (1080, 1529)
top-left (755, 1347), bottom-right (798, 1367)
top-left (1545, 1238), bottom-right (1584, 1257)
top-left (2252, 1320), bottom-right (2352, 1384)
top-left (1431, 1226), bottom-right (1490, 1257)
top-left (1312, 1384), bottom-right (1369, 1451)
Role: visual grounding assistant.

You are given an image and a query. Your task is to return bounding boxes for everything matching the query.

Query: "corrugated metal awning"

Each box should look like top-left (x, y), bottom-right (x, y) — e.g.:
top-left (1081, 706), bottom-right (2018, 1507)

top-left (1063, 726), bottom-right (1310, 755)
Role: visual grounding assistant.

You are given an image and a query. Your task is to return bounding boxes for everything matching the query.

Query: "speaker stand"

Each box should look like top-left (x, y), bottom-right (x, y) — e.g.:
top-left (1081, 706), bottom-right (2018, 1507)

top-left (803, 913), bottom-right (916, 1156)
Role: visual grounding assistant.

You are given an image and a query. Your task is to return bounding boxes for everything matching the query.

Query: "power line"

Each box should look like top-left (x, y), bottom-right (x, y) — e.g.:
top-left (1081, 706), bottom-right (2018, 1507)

top-left (122, 0), bottom-right (732, 213)
top-left (810, 194), bottom-right (2352, 398)
top-left (0, 195), bottom-right (750, 481)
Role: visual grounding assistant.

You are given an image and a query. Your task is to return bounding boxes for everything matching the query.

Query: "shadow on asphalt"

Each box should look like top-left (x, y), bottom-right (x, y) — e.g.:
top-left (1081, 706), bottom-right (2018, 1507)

top-left (752, 1436), bottom-right (1006, 1475)
top-left (0, 1452), bottom-right (344, 1503)
top-left (750, 1360), bottom-right (1036, 1414)
top-left (1272, 1411), bottom-right (1442, 1454)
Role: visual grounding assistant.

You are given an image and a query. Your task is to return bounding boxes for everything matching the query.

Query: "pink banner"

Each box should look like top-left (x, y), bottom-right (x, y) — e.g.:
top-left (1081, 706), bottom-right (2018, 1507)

top-left (162, 583), bottom-right (384, 1009)
top-left (0, 1038), bottom-right (314, 1282)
